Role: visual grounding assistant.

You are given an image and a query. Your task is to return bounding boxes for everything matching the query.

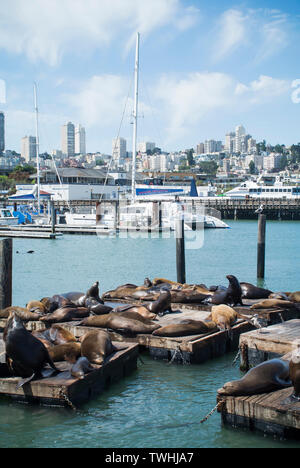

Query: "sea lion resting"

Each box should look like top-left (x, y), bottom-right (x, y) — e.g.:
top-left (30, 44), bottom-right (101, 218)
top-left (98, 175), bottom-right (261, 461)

top-left (70, 357), bottom-right (94, 380)
top-left (240, 282), bottom-right (273, 300)
top-left (218, 359), bottom-right (291, 396)
top-left (289, 348), bottom-right (300, 398)
top-left (3, 312), bottom-right (60, 388)
top-left (205, 275), bottom-right (243, 307)
top-left (80, 330), bottom-right (116, 365)
top-left (26, 300), bottom-right (46, 315)
top-left (208, 305), bottom-right (238, 331)
top-left (152, 320), bottom-right (218, 337)
top-left (287, 292), bottom-right (300, 303)
top-left (113, 305), bottom-right (157, 321)
top-left (39, 306), bottom-right (89, 324)
top-left (80, 314), bottom-right (161, 336)
top-left (49, 343), bottom-right (81, 362)
top-left (250, 299), bottom-right (297, 310)
top-left (0, 306), bottom-right (41, 321)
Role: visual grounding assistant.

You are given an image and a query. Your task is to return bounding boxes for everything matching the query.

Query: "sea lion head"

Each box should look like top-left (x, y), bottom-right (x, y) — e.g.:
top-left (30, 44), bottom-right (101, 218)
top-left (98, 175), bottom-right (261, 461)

top-left (217, 380), bottom-right (241, 396)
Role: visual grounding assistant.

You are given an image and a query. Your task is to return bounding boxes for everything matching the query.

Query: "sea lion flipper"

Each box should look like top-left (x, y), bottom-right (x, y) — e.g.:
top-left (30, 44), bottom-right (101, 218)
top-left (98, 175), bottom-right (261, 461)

top-left (16, 372), bottom-right (36, 390)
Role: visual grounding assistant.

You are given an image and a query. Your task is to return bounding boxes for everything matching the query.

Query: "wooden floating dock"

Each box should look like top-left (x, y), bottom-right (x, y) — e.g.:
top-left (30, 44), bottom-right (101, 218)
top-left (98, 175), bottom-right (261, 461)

top-left (0, 338), bottom-right (138, 408)
top-left (240, 319), bottom-right (300, 371)
top-left (0, 229), bottom-right (62, 239)
top-left (217, 387), bottom-right (300, 440)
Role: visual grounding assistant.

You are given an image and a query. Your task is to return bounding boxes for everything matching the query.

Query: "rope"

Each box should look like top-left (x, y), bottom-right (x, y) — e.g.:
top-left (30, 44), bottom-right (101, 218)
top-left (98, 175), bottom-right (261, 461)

top-left (231, 349), bottom-right (241, 367)
top-left (167, 347), bottom-right (189, 365)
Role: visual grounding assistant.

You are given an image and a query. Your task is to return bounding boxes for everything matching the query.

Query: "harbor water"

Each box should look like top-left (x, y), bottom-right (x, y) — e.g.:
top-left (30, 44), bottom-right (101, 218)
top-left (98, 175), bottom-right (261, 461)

top-left (1, 220), bottom-right (300, 448)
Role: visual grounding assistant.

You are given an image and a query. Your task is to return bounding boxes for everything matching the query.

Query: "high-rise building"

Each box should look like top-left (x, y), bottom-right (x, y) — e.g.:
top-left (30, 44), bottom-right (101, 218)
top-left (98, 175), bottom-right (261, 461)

top-left (196, 143), bottom-right (205, 155)
top-left (21, 136), bottom-right (36, 163)
top-left (234, 125), bottom-right (246, 153)
top-left (75, 125), bottom-right (86, 155)
top-left (61, 122), bottom-right (75, 157)
top-left (138, 142), bottom-right (155, 153)
top-left (112, 137), bottom-right (127, 164)
top-left (204, 140), bottom-right (222, 153)
top-left (0, 112), bottom-right (4, 155)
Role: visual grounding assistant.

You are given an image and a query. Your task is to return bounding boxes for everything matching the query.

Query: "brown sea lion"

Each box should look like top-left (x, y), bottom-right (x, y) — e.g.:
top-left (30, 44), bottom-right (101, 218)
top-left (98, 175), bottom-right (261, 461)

top-left (287, 292), bottom-right (300, 303)
top-left (0, 306), bottom-right (41, 321)
top-left (218, 359), bottom-right (291, 396)
top-left (113, 305), bottom-right (157, 321)
top-left (48, 325), bottom-right (77, 345)
top-left (240, 282), bottom-right (273, 300)
top-left (115, 311), bottom-right (157, 325)
top-left (49, 343), bottom-right (81, 362)
top-left (209, 305), bottom-right (238, 331)
top-left (80, 330), bottom-right (116, 365)
top-left (146, 289), bottom-right (172, 315)
top-left (169, 290), bottom-right (209, 304)
top-left (39, 307), bottom-right (89, 324)
top-left (289, 348), bottom-right (300, 398)
top-left (4, 312), bottom-right (60, 387)
top-left (31, 331), bottom-right (54, 350)
top-left (70, 357), bottom-right (94, 380)
top-left (26, 300), bottom-right (46, 315)
top-left (152, 320), bottom-right (218, 337)
top-left (269, 292), bottom-right (291, 301)
top-left (40, 297), bottom-right (59, 313)
top-left (80, 314), bottom-right (161, 336)
top-left (250, 299), bottom-right (297, 310)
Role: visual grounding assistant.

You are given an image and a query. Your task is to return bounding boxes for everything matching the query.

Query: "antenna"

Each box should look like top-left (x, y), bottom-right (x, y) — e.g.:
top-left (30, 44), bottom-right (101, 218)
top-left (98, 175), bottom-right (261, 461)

top-left (131, 32), bottom-right (140, 203)
top-left (33, 82), bottom-right (40, 215)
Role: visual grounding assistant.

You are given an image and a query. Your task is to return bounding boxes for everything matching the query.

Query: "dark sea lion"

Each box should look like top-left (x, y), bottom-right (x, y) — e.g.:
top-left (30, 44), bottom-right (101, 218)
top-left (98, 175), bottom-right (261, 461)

top-left (240, 282), bottom-right (273, 300)
top-left (70, 357), bottom-right (94, 380)
top-left (269, 292), bottom-right (290, 301)
top-left (146, 289), bottom-right (172, 316)
top-left (40, 297), bottom-right (59, 313)
top-left (218, 359), bottom-right (291, 396)
top-left (209, 305), bottom-right (238, 331)
top-left (250, 299), bottom-right (297, 310)
top-left (4, 312), bottom-right (60, 387)
top-left (80, 314), bottom-right (161, 336)
top-left (0, 306), bottom-right (41, 321)
top-left (152, 320), bottom-right (218, 337)
top-left (206, 275), bottom-right (243, 307)
top-left (49, 343), bottom-right (81, 362)
top-left (289, 349), bottom-right (300, 398)
top-left (144, 278), bottom-right (153, 288)
top-left (39, 307), bottom-right (89, 324)
top-left (81, 330), bottom-right (116, 365)
top-left (31, 331), bottom-right (54, 350)
top-left (85, 297), bottom-right (112, 315)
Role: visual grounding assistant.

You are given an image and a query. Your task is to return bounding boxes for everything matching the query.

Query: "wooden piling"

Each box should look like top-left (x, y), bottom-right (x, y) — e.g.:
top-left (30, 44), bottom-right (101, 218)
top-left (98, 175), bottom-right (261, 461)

top-left (257, 214), bottom-right (266, 279)
top-left (96, 201), bottom-right (101, 224)
top-left (176, 205), bottom-right (186, 284)
top-left (0, 238), bottom-right (12, 309)
top-left (50, 201), bottom-right (56, 234)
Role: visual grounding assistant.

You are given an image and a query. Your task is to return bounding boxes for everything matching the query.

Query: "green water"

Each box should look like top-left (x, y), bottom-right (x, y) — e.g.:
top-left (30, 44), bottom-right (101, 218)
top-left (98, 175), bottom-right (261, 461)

top-left (1, 220), bottom-right (300, 448)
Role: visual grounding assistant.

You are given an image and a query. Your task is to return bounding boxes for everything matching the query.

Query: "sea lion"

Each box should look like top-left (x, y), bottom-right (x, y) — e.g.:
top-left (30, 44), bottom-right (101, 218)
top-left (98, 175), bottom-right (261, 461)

top-left (152, 320), bottom-right (218, 337)
top-left (0, 306), bottom-right (41, 321)
top-left (40, 297), bottom-right (59, 313)
top-left (287, 292), bottom-right (300, 303)
top-left (250, 299), bottom-right (297, 310)
top-left (4, 312), bottom-right (60, 387)
top-left (144, 278), bottom-right (153, 288)
top-left (80, 330), bottom-right (116, 365)
top-left (85, 298), bottom-right (112, 315)
top-left (289, 348), bottom-right (300, 398)
top-left (115, 311), bottom-right (157, 325)
top-left (169, 290), bottom-right (209, 304)
top-left (70, 357), bottom-right (94, 380)
top-left (240, 282), bottom-right (273, 300)
top-left (113, 305), bottom-right (157, 321)
top-left (31, 331), bottom-right (54, 350)
top-left (146, 289), bottom-right (172, 315)
top-left (48, 325), bottom-right (77, 345)
top-left (218, 359), bottom-right (291, 396)
top-left (27, 301), bottom-right (47, 315)
top-left (209, 305), bottom-right (238, 331)
top-left (49, 343), bottom-right (81, 362)
top-left (80, 314), bottom-right (161, 336)
top-left (206, 275), bottom-right (243, 307)
top-left (269, 292), bottom-right (291, 301)
top-left (39, 306), bottom-right (89, 324)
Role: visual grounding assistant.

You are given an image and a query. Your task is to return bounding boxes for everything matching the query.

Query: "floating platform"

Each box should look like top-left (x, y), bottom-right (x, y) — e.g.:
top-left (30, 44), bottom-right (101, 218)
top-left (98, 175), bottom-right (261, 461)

top-left (59, 308), bottom-right (254, 364)
top-left (0, 229), bottom-right (62, 239)
top-left (0, 338), bottom-right (138, 408)
top-left (240, 319), bottom-right (300, 371)
top-left (217, 387), bottom-right (300, 440)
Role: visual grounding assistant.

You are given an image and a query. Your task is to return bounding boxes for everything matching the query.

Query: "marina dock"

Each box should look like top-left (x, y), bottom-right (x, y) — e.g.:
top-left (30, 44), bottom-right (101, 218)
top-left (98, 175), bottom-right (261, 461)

top-left (0, 228), bottom-right (62, 239)
top-left (0, 336), bottom-right (138, 408)
top-left (217, 386), bottom-right (300, 440)
top-left (239, 319), bottom-right (300, 371)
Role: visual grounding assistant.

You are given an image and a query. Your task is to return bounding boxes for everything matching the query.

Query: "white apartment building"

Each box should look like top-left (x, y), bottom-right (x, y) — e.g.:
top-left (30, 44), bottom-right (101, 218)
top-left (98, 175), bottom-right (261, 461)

top-left (225, 132), bottom-right (235, 153)
top-left (204, 140), bottom-right (222, 153)
top-left (21, 136), bottom-right (36, 162)
top-left (62, 122), bottom-right (75, 157)
top-left (138, 141), bottom-right (155, 153)
top-left (75, 125), bottom-right (86, 155)
top-left (263, 153), bottom-right (283, 171)
top-left (235, 125), bottom-right (246, 153)
top-left (112, 137), bottom-right (127, 164)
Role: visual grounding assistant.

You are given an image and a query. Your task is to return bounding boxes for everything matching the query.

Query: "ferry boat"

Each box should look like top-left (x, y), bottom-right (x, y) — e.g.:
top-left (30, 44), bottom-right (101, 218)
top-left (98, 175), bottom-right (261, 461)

top-left (225, 178), bottom-right (300, 199)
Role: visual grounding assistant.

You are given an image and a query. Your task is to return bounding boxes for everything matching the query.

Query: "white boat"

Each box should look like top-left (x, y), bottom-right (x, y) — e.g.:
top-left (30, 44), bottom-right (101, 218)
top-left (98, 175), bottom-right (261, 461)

top-left (0, 208), bottom-right (19, 226)
top-left (225, 178), bottom-right (300, 199)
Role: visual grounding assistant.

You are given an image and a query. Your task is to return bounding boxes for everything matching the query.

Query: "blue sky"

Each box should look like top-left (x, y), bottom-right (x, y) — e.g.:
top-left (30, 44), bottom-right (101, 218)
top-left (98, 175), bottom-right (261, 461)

top-left (0, 0), bottom-right (300, 154)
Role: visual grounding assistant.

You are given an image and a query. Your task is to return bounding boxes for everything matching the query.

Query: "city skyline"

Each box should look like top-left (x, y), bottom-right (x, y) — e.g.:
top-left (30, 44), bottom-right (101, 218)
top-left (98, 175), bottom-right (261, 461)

top-left (0, 1), bottom-right (300, 154)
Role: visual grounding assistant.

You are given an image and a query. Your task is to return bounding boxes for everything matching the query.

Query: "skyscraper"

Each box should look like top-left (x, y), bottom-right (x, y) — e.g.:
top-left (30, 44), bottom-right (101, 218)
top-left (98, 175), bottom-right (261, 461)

top-left (235, 125), bottom-right (246, 153)
top-left (112, 137), bottom-right (127, 164)
top-left (61, 122), bottom-right (75, 157)
top-left (21, 136), bottom-right (36, 163)
top-left (0, 112), bottom-right (4, 155)
top-left (75, 124), bottom-right (86, 155)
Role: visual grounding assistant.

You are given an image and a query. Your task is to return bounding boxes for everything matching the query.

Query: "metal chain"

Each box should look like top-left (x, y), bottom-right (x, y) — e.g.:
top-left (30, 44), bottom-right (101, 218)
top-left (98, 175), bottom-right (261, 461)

top-left (59, 389), bottom-right (77, 411)
top-left (199, 402), bottom-right (222, 424)
top-left (231, 349), bottom-right (241, 366)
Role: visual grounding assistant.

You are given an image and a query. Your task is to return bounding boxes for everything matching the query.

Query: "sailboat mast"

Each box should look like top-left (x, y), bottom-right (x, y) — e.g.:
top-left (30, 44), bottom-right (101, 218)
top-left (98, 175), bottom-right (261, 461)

top-left (33, 82), bottom-right (41, 215)
top-left (131, 32), bottom-right (140, 203)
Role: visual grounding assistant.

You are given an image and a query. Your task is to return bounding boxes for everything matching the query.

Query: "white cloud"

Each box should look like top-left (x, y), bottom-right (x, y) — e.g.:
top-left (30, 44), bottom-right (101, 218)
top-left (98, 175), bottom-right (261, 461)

top-left (235, 75), bottom-right (290, 103)
top-left (0, 0), bottom-right (200, 66)
top-left (213, 9), bottom-right (248, 60)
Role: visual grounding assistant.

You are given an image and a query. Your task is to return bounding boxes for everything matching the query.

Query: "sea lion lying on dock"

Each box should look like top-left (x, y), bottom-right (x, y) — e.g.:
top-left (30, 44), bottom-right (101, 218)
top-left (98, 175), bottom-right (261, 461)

top-left (79, 314), bottom-right (161, 336)
top-left (287, 292), bottom-right (300, 303)
top-left (145, 289), bottom-right (172, 316)
top-left (80, 330), bottom-right (116, 365)
top-left (218, 359), bottom-right (291, 396)
top-left (240, 283), bottom-right (273, 300)
top-left (0, 306), bottom-right (41, 321)
top-left (152, 320), bottom-right (218, 337)
top-left (4, 312), bottom-right (60, 388)
top-left (289, 348), bottom-right (300, 398)
top-left (70, 357), bottom-right (94, 380)
top-left (209, 305), bottom-right (238, 331)
top-left (39, 306), bottom-right (89, 324)
top-left (250, 299), bottom-right (297, 310)
top-left (49, 343), bottom-right (81, 362)
top-left (26, 300), bottom-right (46, 315)
top-left (113, 305), bottom-right (157, 321)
